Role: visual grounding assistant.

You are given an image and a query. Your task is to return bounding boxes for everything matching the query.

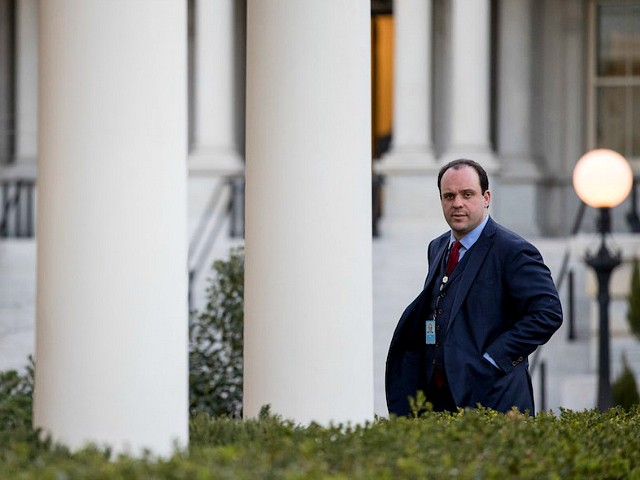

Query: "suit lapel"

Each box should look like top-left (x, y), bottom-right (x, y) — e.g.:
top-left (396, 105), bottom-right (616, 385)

top-left (424, 235), bottom-right (449, 291)
top-left (445, 218), bottom-right (497, 335)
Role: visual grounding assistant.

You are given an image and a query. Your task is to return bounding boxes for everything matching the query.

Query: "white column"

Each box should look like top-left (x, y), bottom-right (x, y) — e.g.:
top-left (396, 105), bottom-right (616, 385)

top-left (379, 0), bottom-right (435, 173)
top-left (189, 0), bottom-right (243, 174)
top-left (15, 0), bottom-right (38, 165)
top-left (34, 1), bottom-right (188, 456)
top-left (445, 0), bottom-right (495, 165)
top-left (244, 0), bottom-right (373, 424)
top-left (376, 0), bottom-right (441, 224)
top-left (494, 0), bottom-right (540, 236)
top-left (498, 0), bottom-right (537, 174)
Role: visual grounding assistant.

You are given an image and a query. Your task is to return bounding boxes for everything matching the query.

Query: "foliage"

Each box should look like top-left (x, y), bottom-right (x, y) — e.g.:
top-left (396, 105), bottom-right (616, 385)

top-left (2, 406), bottom-right (640, 478)
top-left (0, 357), bottom-right (40, 451)
top-left (189, 247), bottom-right (244, 418)
top-left (0, 357), bottom-right (34, 429)
top-left (612, 353), bottom-right (640, 411)
top-left (627, 257), bottom-right (640, 340)
top-left (5, 246), bottom-right (640, 476)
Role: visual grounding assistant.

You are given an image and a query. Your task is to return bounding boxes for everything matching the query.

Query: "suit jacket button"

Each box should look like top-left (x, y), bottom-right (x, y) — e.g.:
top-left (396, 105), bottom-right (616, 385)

top-left (432, 359), bottom-right (436, 365)
top-left (512, 361), bottom-right (518, 366)
top-left (518, 356), bottom-right (524, 362)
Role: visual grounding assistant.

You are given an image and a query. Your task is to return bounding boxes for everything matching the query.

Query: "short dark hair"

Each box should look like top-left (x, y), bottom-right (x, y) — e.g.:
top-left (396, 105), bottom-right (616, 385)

top-left (437, 159), bottom-right (489, 194)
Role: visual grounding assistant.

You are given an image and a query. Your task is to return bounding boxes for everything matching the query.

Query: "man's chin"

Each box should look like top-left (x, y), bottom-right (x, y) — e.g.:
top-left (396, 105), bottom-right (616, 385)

top-left (449, 220), bottom-right (467, 231)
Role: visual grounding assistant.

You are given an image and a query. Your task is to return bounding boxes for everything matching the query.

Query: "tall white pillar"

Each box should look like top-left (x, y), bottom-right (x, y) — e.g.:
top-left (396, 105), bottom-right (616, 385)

top-left (15, 0), bottom-right (38, 165)
top-left (376, 0), bottom-right (441, 224)
top-left (244, 0), bottom-right (374, 424)
top-left (494, 0), bottom-right (540, 236)
top-left (190, 0), bottom-right (244, 174)
top-left (445, 0), bottom-right (495, 166)
top-left (497, 0), bottom-right (537, 171)
top-left (379, 0), bottom-right (435, 173)
top-left (34, 1), bottom-right (188, 456)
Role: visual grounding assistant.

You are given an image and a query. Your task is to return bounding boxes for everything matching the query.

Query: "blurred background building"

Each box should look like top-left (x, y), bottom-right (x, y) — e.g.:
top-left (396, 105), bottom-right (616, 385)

top-left (0, 0), bottom-right (639, 432)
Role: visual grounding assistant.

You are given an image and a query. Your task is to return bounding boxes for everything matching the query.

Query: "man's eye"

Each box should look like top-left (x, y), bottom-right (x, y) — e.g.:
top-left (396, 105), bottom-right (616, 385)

top-left (464, 192), bottom-right (473, 198)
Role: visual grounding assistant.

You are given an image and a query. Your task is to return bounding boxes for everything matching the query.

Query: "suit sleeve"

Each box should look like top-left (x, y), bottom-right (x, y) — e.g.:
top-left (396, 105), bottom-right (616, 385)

top-left (484, 240), bottom-right (563, 374)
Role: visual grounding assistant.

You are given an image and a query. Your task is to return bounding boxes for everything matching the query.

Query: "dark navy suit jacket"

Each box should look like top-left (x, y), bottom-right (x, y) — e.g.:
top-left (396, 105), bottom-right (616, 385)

top-left (385, 217), bottom-right (563, 416)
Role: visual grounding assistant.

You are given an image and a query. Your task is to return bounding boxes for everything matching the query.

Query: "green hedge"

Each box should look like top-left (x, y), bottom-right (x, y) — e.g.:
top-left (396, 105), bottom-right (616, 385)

top-left (2, 405), bottom-right (640, 479)
top-left (612, 353), bottom-right (640, 411)
top-left (189, 247), bottom-right (244, 418)
top-left (3, 246), bottom-right (640, 478)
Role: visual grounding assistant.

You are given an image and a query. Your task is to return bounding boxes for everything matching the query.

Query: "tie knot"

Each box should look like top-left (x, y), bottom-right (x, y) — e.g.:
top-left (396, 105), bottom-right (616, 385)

top-left (451, 241), bottom-right (462, 253)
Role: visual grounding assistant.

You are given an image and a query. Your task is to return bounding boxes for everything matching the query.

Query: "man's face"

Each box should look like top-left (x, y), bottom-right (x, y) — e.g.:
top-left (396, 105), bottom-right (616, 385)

top-left (439, 165), bottom-right (490, 240)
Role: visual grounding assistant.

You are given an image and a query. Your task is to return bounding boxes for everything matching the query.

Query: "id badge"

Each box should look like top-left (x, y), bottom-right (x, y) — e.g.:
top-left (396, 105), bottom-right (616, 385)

top-left (425, 320), bottom-right (436, 345)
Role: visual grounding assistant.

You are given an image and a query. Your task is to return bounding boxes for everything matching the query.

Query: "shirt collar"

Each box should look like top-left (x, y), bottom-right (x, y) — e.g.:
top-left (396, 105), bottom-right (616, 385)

top-left (449, 214), bottom-right (490, 251)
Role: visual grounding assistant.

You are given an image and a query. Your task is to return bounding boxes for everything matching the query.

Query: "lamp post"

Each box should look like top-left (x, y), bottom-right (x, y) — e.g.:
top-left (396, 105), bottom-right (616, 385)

top-left (572, 148), bottom-right (633, 411)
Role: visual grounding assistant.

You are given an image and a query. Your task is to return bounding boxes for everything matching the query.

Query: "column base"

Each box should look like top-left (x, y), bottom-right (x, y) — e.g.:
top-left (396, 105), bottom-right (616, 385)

top-left (189, 147), bottom-right (244, 175)
top-left (376, 148), bottom-right (439, 175)
top-left (0, 160), bottom-right (37, 179)
top-left (487, 156), bottom-right (541, 237)
top-left (376, 173), bottom-right (445, 230)
top-left (375, 148), bottom-right (441, 227)
top-left (498, 155), bottom-right (541, 182)
top-left (492, 181), bottom-right (540, 237)
top-left (440, 148), bottom-right (499, 173)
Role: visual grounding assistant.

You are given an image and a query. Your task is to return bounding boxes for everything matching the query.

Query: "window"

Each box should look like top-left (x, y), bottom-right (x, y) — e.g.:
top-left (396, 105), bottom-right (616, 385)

top-left (589, 0), bottom-right (640, 160)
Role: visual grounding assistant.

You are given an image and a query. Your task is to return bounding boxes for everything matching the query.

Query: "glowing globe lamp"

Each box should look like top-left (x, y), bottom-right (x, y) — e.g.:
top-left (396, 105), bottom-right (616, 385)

top-left (572, 148), bottom-right (633, 209)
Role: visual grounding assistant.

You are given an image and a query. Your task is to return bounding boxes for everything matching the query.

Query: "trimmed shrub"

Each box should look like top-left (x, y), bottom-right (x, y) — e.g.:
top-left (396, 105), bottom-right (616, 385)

top-left (0, 357), bottom-right (33, 429)
top-left (4, 247), bottom-right (640, 477)
top-left (627, 257), bottom-right (640, 339)
top-left (612, 353), bottom-right (640, 411)
top-left (189, 247), bottom-right (244, 418)
top-left (3, 354), bottom-right (640, 478)
top-left (2, 407), bottom-right (640, 478)
top-left (0, 357), bottom-right (39, 449)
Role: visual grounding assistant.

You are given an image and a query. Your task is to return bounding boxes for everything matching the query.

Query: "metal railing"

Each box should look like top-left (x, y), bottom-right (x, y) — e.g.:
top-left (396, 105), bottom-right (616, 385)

top-left (187, 175), bottom-right (244, 310)
top-left (626, 177), bottom-right (640, 233)
top-left (229, 175), bottom-right (245, 239)
top-left (538, 360), bottom-right (547, 412)
top-left (0, 179), bottom-right (36, 238)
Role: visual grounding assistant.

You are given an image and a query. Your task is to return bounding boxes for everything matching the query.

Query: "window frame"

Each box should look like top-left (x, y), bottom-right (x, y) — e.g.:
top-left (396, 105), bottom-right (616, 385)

top-left (587, 0), bottom-right (640, 163)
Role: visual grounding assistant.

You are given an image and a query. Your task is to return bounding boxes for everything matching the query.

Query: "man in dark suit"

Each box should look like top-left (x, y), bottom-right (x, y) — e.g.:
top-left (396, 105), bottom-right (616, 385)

top-left (385, 159), bottom-right (562, 416)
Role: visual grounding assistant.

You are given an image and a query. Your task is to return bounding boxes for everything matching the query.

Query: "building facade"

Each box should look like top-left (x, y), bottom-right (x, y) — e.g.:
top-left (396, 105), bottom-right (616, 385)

top-left (0, 0), bottom-right (639, 453)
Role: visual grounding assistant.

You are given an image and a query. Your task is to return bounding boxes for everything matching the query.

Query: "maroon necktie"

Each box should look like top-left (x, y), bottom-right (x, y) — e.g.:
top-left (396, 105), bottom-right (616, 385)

top-left (446, 241), bottom-right (462, 276)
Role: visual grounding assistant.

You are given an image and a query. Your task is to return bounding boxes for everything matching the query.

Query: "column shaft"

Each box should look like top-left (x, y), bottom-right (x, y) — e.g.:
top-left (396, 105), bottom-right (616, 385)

top-left (244, 0), bottom-right (373, 424)
top-left (15, 0), bottom-right (38, 163)
top-left (190, 0), bottom-right (244, 173)
top-left (35, 0), bottom-right (188, 455)
top-left (380, 0), bottom-right (435, 172)
top-left (494, 0), bottom-right (540, 236)
top-left (498, 0), bottom-right (533, 159)
top-left (447, 0), bottom-right (493, 160)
